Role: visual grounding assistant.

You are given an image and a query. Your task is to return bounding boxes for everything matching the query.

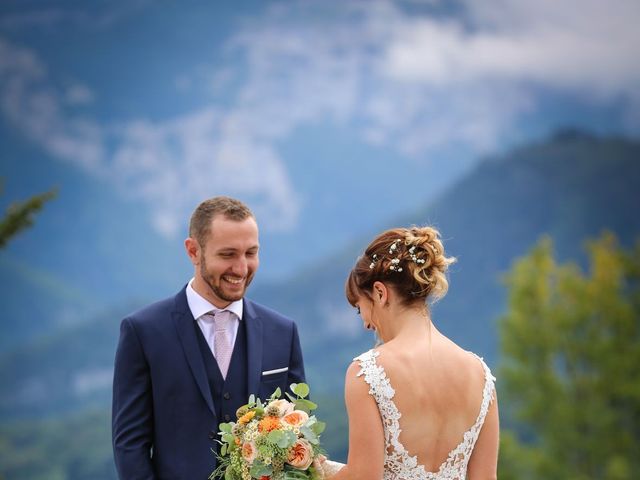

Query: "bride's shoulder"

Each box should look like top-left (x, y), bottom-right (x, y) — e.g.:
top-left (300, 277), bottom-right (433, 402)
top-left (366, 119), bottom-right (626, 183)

top-left (343, 352), bottom-right (377, 399)
top-left (344, 348), bottom-right (383, 383)
top-left (353, 348), bottom-right (379, 363)
top-left (460, 349), bottom-right (497, 389)
top-left (472, 350), bottom-right (497, 376)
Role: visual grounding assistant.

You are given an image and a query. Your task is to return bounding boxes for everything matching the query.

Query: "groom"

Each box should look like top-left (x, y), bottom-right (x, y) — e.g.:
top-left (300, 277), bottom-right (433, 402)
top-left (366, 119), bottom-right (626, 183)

top-left (112, 196), bottom-right (306, 480)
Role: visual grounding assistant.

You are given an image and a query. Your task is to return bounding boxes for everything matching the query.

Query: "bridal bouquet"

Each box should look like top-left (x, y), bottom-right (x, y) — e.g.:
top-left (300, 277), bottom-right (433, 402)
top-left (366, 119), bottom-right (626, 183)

top-left (211, 383), bottom-right (326, 480)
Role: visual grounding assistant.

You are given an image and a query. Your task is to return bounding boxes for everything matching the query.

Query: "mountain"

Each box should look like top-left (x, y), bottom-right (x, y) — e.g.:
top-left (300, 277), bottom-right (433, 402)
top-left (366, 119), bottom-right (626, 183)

top-left (4, 129), bottom-right (639, 417)
top-left (258, 130), bottom-right (640, 389)
top-left (1, 130), bottom-right (639, 478)
top-left (407, 129), bottom-right (640, 347)
top-left (0, 122), bottom-right (462, 353)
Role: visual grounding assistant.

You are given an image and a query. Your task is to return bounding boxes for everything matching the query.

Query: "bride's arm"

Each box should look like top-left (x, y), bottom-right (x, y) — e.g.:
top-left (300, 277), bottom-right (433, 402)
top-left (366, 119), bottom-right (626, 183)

top-left (326, 361), bottom-right (385, 480)
top-left (466, 388), bottom-right (499, 480)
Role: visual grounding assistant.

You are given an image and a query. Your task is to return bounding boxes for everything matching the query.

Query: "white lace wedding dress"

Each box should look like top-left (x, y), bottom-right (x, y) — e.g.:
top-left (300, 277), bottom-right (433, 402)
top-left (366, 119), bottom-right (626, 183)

top-left (323, 349), bottom-right (496, 480)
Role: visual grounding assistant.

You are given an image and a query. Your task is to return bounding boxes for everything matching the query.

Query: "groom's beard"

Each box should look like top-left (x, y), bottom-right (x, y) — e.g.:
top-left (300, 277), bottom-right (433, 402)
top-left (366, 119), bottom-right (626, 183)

top-left (200, 256), bottom-right (255, 303)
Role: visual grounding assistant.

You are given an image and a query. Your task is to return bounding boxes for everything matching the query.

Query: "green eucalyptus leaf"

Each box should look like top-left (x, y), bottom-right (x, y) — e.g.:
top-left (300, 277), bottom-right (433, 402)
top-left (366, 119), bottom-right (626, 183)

top-left (280, 429), bottom-right (298, 448)
top-left (285, 392), bottom-right (297, 403)
top-left (250, 461), bottom-right (272, 477)
top-left (311, 421), bottom-right (326, 435)
top-left (293, 400), bottom-right (310, 414)
top-left (292, 382), bottom-right (310, 398)
top-left (294, 398), bottom-right (317, 413)
top-left (271, 386), bottom-right (282, 399)
top-left (267, 429), bottom-right (284, 444)
top-left (300, 426), bottom-right (318, 444)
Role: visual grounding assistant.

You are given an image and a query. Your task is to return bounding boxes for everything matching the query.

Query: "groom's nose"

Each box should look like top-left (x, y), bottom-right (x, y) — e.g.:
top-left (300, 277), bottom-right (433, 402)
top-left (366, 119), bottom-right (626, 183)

top-left (230, 257), bottom-right (248, 277)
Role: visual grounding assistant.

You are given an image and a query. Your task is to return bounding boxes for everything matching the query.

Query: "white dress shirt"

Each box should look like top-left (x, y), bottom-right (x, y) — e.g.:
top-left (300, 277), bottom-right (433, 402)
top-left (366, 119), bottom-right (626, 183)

top-left (186, 279), bottom-right (243, 358)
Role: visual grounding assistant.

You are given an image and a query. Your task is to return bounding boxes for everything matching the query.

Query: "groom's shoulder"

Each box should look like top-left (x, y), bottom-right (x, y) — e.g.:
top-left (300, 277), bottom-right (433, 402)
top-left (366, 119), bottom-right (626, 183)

top-left (123, 289), bottom-right (184, 326)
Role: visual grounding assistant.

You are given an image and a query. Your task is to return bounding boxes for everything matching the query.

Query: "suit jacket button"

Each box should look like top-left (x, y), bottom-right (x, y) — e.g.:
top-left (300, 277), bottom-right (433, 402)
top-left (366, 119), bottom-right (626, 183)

top-left (224, 414), bottom-right (231, 422)
top-left (223, 392), bottom-right (231, 400)
top-left (208, 431), bottom-right (216, 440)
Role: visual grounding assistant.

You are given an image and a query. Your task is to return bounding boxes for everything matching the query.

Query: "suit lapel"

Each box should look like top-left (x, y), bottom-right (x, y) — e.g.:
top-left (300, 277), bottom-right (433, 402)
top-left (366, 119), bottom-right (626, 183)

top-left (172, 288), bottom-right (216, 417)
top-left (243, 299), bottom-right (263, 396)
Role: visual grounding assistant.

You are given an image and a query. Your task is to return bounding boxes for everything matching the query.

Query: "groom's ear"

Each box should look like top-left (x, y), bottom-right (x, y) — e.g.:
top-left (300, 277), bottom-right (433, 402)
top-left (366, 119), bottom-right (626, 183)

top-left (185, 237), bottom-right (201, 265)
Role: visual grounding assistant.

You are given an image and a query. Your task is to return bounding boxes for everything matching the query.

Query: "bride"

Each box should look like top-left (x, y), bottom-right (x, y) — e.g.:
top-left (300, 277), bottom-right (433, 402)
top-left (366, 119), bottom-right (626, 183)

top-left (322, 226), bottom-right (499, 479)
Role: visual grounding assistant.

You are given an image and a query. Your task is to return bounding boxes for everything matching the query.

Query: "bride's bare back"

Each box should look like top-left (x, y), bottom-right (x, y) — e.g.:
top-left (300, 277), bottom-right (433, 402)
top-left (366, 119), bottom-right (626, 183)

top-left (376, 329), bottom-right (494, 473)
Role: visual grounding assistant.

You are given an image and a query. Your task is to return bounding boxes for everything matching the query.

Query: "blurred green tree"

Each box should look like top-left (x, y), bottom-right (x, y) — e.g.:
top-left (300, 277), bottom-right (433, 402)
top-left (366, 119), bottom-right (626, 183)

top-left (498, 233), bottom-right (640, 479)
top-left (0, 182), bottom-right (57, 249)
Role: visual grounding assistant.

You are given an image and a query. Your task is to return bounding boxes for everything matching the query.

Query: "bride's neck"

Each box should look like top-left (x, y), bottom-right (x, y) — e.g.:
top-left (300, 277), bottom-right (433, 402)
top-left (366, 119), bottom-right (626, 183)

top-left (380, 305), bottom-right (434, 343)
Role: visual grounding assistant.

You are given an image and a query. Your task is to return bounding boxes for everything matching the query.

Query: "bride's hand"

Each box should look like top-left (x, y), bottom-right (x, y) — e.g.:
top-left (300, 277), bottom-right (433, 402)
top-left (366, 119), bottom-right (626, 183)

top-left (313, 455), bottom-right (327, 479)
top-left (316, 455), bottom-right (345, 479)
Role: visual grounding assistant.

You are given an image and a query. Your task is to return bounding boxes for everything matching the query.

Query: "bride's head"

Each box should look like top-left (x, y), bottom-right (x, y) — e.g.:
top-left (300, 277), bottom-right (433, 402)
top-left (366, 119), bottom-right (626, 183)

top-left (345, 226), bottom-right (456, 333)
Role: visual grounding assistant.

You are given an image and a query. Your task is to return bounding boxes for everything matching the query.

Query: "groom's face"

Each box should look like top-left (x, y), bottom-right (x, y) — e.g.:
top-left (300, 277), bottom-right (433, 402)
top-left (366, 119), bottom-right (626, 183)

top-left (195, 215), bottom-right (260, 308)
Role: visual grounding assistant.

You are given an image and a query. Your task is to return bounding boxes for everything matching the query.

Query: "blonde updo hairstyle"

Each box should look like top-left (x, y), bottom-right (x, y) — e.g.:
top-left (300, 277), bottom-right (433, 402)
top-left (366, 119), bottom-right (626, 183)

top-left (346, 226), bottom-right (456, 308)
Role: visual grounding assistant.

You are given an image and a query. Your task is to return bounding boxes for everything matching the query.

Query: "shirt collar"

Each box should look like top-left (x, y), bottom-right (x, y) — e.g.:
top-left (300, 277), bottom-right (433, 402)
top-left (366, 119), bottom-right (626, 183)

top-left (186, 278), bottom-right (244, 321)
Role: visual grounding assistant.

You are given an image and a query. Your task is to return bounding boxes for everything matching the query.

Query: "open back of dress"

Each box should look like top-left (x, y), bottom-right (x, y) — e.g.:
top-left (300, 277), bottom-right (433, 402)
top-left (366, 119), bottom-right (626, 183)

top-left (355, 349), bottom-right (496, 480)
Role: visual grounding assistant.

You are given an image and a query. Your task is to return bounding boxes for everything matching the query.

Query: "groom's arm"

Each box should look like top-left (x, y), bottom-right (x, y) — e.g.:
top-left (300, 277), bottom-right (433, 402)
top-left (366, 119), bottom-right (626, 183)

top-left (112, 317), bottom-right (157, 480)
top-left (286, 322), bottom-right (306, 385)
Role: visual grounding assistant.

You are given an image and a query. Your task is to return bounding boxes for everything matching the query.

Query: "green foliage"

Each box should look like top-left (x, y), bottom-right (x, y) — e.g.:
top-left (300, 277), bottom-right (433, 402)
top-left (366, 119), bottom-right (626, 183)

top-left (0, 185), bottom-right (57, 249)
top-left (291, 383), bottom-right (310, 399)
top-left (0, 409), bottom-right (115, 480)
top-left (498, 233), bottom-right (640, 479)
top-left (287, 383), bottom-right (317, 414)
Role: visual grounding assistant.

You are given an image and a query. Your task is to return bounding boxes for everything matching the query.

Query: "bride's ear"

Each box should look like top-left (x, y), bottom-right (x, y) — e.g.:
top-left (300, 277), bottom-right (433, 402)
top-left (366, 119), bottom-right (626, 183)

top-left (372, 281), bottom-right (388, 305)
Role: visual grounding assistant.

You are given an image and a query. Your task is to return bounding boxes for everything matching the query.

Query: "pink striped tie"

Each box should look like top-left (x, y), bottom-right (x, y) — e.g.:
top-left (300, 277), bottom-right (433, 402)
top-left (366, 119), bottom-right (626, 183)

top-left (213, 310), bottom-right (233, 379)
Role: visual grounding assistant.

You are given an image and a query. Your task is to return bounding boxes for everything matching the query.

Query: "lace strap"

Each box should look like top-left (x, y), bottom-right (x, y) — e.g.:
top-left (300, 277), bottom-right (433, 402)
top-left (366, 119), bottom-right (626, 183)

top-left (354, 349), bottom-right (395, 401)
top-left (354, 350), bottom-right (403, 450)
top-left (469, 353), bottom-right (497, 431)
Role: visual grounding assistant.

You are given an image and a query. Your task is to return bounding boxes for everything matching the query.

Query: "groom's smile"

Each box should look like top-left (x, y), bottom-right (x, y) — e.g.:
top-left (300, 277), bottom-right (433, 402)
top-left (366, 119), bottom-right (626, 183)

top-left (219, 273), bottom-right (249, 293)
top-left (223, 275), bottom-right (244, 285)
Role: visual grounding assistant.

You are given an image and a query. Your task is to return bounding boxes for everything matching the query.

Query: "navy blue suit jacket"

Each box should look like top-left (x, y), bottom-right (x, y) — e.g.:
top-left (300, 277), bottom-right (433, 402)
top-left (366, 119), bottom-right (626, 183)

top-left (112, 286), bottom-right (306, 480)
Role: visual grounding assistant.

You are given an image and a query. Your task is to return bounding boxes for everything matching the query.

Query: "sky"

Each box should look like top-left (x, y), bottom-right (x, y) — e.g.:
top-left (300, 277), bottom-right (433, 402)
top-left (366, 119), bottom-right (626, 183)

top-left (1, 0), bottom-right (639, 280)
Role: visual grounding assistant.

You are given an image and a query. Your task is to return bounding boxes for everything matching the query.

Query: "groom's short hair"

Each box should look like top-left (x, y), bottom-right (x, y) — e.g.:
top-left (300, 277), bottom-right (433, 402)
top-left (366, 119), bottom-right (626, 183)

top-left (189, 196), bottom-right (254, 246)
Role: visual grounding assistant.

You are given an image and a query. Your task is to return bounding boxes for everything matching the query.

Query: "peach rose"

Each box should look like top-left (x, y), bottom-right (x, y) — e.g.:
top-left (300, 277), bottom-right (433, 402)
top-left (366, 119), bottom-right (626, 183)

top-left (282, 410), bottom-right (309, 428)
top-left (241, 441), bottom-right (257, 464)
top-left (266, 399), bottom-right (295, 417)
top-left (287, 438), bottom-right (314, 470)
